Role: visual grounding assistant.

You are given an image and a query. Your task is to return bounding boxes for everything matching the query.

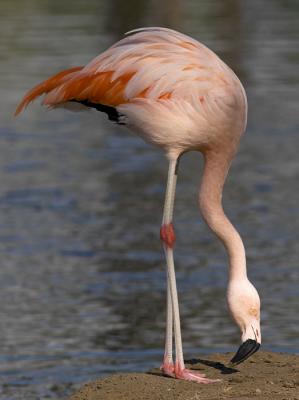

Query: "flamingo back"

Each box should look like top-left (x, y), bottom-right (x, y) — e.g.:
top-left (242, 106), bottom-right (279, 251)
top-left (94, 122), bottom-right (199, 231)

top-left (15, 27), bottom-right (247, 154)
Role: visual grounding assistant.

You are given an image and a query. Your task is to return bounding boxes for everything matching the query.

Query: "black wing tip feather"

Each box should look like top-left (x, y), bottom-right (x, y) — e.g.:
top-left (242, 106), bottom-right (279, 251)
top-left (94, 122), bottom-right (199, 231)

top-left (71, 100), bottom-right (126, 125)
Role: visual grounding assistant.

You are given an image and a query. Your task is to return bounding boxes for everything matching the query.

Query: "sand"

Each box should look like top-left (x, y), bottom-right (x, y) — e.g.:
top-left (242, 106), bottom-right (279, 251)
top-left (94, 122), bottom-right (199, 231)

top-left (69, 351), bottom-right (298, 400)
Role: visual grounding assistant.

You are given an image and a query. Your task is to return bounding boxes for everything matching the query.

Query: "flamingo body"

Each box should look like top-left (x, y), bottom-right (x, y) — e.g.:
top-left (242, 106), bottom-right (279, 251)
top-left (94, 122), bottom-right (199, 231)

top-left (16, 27), bottom-right (261, 383)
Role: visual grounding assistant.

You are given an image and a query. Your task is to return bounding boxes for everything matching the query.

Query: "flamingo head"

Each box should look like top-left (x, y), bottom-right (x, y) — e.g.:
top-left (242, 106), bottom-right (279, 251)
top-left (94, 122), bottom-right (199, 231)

top-left (227, 278), bottom-right (261, 365)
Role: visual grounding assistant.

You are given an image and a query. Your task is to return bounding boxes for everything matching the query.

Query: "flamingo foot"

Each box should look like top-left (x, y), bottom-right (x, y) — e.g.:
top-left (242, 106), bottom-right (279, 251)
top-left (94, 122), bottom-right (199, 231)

top-left (160, 361), bottom-right (175, 377)
top-left (174, 363), bottom-right (220, 384)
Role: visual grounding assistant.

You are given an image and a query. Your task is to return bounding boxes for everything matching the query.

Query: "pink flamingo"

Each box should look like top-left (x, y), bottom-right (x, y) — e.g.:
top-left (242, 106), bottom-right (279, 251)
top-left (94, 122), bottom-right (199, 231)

top-left (15, 27), bottom-right (261, 384)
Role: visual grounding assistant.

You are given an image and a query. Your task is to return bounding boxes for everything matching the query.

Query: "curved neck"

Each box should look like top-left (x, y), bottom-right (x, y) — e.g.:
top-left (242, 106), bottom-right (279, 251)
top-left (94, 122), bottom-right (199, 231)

top-left (199, 149), bottom-right (247, 281)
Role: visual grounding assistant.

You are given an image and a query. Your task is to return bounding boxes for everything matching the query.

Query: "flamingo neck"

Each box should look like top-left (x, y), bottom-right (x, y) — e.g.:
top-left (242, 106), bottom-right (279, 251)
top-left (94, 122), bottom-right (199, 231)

top-left (199, 149), bottom-right (247, 281)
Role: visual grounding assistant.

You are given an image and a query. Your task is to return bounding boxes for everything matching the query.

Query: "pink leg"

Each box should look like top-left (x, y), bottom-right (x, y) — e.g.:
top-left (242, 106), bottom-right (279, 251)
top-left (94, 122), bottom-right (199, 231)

top-left (160, 274), bottom-right (174, 377)
top-left (160, 159), bottom-right (177, 378)
top-left (160, 157), bottom-right (220, 384)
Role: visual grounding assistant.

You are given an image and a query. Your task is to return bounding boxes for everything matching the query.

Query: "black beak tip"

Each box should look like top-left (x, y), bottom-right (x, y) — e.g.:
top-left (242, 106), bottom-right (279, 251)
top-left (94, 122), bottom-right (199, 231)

top-left (229, 339), bottom-right (260, 366)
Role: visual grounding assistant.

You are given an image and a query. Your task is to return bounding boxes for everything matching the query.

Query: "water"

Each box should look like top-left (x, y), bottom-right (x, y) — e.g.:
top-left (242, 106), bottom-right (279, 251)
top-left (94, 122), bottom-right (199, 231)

top-left (0, 0), bottom-right (298, 398)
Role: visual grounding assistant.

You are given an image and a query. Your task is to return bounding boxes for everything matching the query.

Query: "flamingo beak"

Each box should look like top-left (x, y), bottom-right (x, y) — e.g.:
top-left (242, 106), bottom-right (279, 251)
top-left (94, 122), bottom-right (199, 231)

top-left (229, 339), bottom-right (260, 366)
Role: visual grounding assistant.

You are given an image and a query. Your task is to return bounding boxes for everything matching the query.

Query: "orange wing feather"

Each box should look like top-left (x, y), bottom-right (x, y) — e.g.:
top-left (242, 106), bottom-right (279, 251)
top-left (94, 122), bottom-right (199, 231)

top-left (43, 71), bottom-right (136, 106)
top-left (15, 66), bottom-right (83, 116)
top-left (15, 66), bottom-right (139, 116)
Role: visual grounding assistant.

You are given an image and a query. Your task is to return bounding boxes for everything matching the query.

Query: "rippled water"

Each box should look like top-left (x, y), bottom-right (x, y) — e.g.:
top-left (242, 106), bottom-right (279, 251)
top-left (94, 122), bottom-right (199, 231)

top-left (0, 0), bottom-right (298, 398)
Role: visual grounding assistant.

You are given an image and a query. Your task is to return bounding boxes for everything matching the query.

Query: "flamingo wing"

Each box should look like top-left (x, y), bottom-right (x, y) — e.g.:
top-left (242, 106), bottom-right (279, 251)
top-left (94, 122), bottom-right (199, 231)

top-left (15, 28), bottom-right (232, 123)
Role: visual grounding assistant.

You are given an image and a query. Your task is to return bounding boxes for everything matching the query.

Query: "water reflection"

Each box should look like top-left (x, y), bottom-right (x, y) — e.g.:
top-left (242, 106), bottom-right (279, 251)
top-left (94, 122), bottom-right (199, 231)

top-left (0, 0), bottom-right (298, 398)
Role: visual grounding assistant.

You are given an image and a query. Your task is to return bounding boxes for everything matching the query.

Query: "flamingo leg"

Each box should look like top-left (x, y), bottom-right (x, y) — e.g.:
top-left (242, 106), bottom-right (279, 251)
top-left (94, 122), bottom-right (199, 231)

top-left (160, 158), bottom-right (219, 383)
top-left (161, 277), bottom-right (174, 376)
top-left (160, 158), bottom-right (177, 376)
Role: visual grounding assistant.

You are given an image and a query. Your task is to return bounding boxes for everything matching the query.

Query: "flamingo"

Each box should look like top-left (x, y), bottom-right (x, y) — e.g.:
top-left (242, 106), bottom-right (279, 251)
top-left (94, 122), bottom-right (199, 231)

top-left (15, 27), bottom-right (261, 384)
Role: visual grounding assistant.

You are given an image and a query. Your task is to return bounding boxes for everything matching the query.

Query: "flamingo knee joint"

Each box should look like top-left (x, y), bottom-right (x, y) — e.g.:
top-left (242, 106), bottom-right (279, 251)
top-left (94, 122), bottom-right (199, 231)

top-left (160, 223), bottom-right (176, 248)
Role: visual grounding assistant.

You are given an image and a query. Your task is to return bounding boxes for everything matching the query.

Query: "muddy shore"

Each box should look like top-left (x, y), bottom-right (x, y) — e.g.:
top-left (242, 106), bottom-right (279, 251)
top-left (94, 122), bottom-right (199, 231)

top-left (69, 351), bottom-right (298, 400)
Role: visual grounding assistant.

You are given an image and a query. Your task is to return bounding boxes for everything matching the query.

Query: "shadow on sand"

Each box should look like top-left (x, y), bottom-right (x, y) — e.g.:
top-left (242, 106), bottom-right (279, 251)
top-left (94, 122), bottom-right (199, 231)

top-left (185, 358), bottom-right (238, 375)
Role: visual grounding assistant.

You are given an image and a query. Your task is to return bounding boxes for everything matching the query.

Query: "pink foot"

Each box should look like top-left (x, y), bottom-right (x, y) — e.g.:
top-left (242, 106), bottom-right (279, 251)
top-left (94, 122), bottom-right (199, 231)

top-left (160, 361), bottom-right (175, 377)
top-left (174, 363), bottom-right (220, 384)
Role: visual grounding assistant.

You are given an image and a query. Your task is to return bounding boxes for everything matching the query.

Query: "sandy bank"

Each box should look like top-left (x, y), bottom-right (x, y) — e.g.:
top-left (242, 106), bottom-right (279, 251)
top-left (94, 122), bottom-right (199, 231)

top-left (69, 351), bottom-right (298, 400)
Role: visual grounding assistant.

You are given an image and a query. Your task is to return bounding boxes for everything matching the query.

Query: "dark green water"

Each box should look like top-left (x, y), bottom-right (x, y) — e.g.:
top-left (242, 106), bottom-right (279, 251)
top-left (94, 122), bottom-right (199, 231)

top-left (0, 0), bottom-right (298, 398)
